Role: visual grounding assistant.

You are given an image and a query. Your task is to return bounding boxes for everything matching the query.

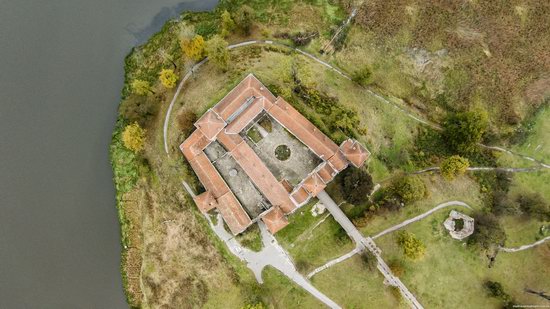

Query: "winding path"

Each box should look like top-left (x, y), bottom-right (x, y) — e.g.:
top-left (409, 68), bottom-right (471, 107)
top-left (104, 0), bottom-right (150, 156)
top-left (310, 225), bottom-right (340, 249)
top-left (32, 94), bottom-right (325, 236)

top-left (410, 166), bottom-right (543, 175)
top-left (371, 201), bottom-right (472, 240)
top-left (499, 236), bottom-right (550, 253)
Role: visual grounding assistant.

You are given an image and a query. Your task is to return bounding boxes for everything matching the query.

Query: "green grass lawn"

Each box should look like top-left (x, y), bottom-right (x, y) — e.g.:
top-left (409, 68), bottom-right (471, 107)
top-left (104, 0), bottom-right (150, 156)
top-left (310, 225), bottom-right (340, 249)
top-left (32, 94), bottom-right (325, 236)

top-left (374, 210), bottom-right (550, 308)
top-left (358, 174), bottom-right (484, 237)
top-left (276, 202), bottom-right (354, 274)
top-left (311, 255), bottom-right (407, 308)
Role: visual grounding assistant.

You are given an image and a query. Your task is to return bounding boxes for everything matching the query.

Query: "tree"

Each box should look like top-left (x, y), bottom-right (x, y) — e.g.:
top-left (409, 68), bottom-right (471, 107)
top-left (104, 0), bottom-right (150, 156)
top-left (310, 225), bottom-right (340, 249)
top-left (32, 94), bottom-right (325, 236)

top-left (440, 155), bottom-right (470, 180)
top-left (360, 251), bottom-right (377, 271)
top-left (388, 259), bottom-right (405, 276)
top-left (181, 34), bottom-right (205, 61)
top-left (159, 69), bottom-right (177, 89)
top-left (220, 10), bottom-right (235, 37)
top-left (122, 123), bottom-right (146, 153)
top-left (206, 35), bottom-right (230, 71)
top-left (392, 175), bottom-right (426, 204)
top-left (177, 109), bottom-right (197, 137)
top-left (484, 281), bottom-right (516, 308)
top-left (351, 66), bottom-right (373, 87)
top-left (234, 5), bottom-right (255, 35)
top-left (131, 79), bottom-right (153, 95)
top-left (469, 213), bottom-right (506, 249)
top-left (442, 109), bottom-right (488, 154)
top-left (517, 192), bottom-right (550, 220)
top-left (396, 231), bottom-right (426, 260)
top-left (341, 167), bottom-right (374, 204)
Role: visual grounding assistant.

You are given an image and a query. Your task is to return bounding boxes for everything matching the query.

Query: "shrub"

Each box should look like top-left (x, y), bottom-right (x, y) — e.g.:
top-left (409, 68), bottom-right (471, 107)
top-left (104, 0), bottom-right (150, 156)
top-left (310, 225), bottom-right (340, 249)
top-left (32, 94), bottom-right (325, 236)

top-left (351, 66), bottom-right (374, 87)
top-left (177, 109), bottom-right (197, 137)
top-left (442, 109), bottom-right (488, 154)
top-left (469, 213), bottom-right (506, 249)
top-left (234, 5), bottom-right (254, 35)
top-left (205, 35), bottom-right (230, 71)
top-left (159, 69), bottom-right (177, 89)
top-left (388, 260), bottom-right (405, 276)
top-left (392, 175), bottom-right (427, 204)
top-left (131, 79), bottom-right (153, 95)
top-left (220, 10), bottom-right (235, 37)
top-left (122, 123), bottom-right (146, 153)
top-left (396, 231), bottom-right (426, 260)
top-left (181, 35), bottom-right (205, 61)
top-left (484, 281), bottom-right (516, 308)
top-left (440, 155), bottom-right (470, 180)
top-left (341, 167), bottom-right (374, 205)
top-left (360, 251), bottom-right (377, 271)
top-left (517, 192), bottom-right (550, 220)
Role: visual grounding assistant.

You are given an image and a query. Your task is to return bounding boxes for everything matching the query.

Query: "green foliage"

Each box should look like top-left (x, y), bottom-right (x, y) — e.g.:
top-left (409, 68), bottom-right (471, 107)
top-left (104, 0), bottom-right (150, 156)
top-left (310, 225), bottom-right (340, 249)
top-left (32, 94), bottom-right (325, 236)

top-left (131, 79), bottom-right (153, 95)
top-left (234, 5), bottom-right (255, 35)
top-left (517, 192), bottom-right (550, 220)
top-left (341, 167), bottom-right (374, 205)
top-left (294, 84), bottom-right (365, 140)
top-left (442, 110), bottom-right (488, 154)
top-left (392, 175), bottom-right (427, 204)
top-left (351, 66), bottom-right (373, 87)
top-left (484, 281), bottom-right (516, 308)
top-left (236, 224), bottom-right (263, 252)
top-left (440, 155), bottom-right (470, 180)
top-left (388, 259), bottom-right (405, 277)
top-left (122, 122), bottom-right (146, 153)
top-left (396, 231), bottom-right (426, 260)
top-left (469, 213), bottom-right (506, 249)
top-left (360, 251), bottom-right (377, 271)
top-left (111, 119), bottom-right (140, 195)
top-left (206, 35), bottom-right (230, 71)
top-left (220, 10), bottom-right (235, 37)
top-left (177, 109), bottom-right (198, 137)
top-left (181, 35), bottom-right (206, 61)
top-left (240, 303), bottom-right (266, 309)
top-left (159, 69), bottom-right (177, 89)
top-left (119, 96), bottom-right (159, 126)
top-left (275, 145), bottom-right (291, 161)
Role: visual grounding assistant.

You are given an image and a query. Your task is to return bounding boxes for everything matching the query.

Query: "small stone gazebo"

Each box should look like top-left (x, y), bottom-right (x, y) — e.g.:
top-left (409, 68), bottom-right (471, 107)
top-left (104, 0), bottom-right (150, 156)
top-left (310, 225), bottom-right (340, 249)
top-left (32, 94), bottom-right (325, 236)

top-left (444, 210), bottom-right (474, 240)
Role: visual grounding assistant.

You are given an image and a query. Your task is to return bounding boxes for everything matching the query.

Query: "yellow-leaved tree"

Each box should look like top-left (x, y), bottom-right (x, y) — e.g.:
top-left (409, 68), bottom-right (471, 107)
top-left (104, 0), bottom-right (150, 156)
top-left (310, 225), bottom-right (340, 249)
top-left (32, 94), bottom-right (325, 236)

top-left (131, 79), bottom-right (153, 95)
top-left (159, 69), bottom-right (177, 89)
top-left (122, 122), bottom-right (146, 153)
top-left (181, 35), bottom-right (205, 61)
top-left (220, 10), bottom-right (235, 37)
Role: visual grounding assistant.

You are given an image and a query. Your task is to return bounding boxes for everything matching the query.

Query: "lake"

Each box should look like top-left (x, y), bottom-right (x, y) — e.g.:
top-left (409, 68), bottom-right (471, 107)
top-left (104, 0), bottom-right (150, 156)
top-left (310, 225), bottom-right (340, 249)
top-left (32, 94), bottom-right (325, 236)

top-left (0, 0), bottom-right (217, 307)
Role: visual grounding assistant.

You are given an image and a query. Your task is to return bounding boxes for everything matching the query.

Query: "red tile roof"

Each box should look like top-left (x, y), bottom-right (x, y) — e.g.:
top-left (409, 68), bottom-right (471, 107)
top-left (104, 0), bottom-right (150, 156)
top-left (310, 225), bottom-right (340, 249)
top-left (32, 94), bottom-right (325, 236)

top-left (291, 187), bottom-right (310, 206)
top-left (193, 191), bottom-right (218, 213)
top-left (301, 173), bottom-right (326, 197)
top-left (262, 206), bottom-right (289, 234)
top-left (267, 97), bottom-right (339, 160)
top-left (180, 74), bottom-right (370, 235)
top-left (195, 110), bottom-right (226, 140)
top-left (340, 139), bottom-right (370, 167)
top-left (217, 191), bottom-right (252, 234)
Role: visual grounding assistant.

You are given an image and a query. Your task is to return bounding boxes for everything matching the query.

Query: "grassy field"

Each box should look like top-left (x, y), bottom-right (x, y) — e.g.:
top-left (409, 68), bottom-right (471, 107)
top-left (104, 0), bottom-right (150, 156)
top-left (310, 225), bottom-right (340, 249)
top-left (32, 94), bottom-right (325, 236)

top-left (374, 210), bottom-right (550, 308)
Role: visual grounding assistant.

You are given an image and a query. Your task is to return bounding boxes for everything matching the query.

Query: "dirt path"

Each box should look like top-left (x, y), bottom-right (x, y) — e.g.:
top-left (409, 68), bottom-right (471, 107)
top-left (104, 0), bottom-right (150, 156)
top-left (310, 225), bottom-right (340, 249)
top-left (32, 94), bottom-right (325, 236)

top-left (499, 236), bottom-right (550, 253)
top-left (371, 201), bottom-right (472, 240)
top-left (410, 166), bottom-right (543, 175)
top-left (307, 247), bottom-right (360, 279)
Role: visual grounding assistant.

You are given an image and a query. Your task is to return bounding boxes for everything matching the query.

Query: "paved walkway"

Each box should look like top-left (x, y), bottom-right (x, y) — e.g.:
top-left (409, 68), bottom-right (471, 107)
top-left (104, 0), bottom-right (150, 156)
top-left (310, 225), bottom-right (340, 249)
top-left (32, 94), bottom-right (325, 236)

top-left (372, 201), bottom-right (472, 239)
top-left (307, 247), bottom-right (360, 279)
top-left (183, 180), bottom-right (340, 308)
top-left (317, 190), bottom-right (424, 309)
top-left (499, 236), bottom-right (550, 253)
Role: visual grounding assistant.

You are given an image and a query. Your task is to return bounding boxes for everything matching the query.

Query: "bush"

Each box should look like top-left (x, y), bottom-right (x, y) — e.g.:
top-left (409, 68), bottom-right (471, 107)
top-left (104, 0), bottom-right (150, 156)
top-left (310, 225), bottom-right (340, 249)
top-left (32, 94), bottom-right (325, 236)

top-left (360, 251), bottom-right (377, 271)
top-left (177, 109), bottom-right (197, 137)
top-left (469, 213), bottom-right (506, 249)
top-left (122, 123), bottom-right (146, 153)
top-left (388, 260), bottom-right (405, 277)
top-left (484, 281), bottom-right (516, 308)
top-left (351, 66), bottom-right (373, 87)
top-left (205, 35), bottom-right (230, 71)
top-left (440, 155), bottom-right (470, 180)
top-left (517, 192), bottom-right (550, 220)
top-left (234, 5), bottom-right (254, 35)
top-left (341, 167), bottom-right (374, 205)
top-left (159, 69), bottom-right (177, 88)
top-left (392, 175), bottom-right (427, 204)
top-left (442, 109), bottom-right (488, 154)
top-left (396, 231), bottom-right (426, 260)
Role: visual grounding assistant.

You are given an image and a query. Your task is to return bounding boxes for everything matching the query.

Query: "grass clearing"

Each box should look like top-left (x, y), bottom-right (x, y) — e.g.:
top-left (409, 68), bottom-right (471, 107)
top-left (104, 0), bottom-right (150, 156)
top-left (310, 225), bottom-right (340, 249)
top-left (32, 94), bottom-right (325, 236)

top-left (375, 210), bottom-right (550, 308)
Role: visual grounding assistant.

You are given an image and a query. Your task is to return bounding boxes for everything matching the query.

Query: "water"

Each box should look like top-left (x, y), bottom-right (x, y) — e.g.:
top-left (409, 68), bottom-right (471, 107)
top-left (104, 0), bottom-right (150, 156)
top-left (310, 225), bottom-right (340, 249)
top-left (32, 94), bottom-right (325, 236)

top-left (0, 0), bottom-right (217, 307)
